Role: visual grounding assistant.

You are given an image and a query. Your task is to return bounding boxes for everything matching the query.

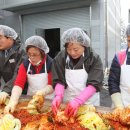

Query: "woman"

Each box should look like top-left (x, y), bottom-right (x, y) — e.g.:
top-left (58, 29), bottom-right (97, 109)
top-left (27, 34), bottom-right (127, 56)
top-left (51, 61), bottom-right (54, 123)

top-left (108, 24), bottom-right (130, 108)
top-left (51, 28), bottom-right (103, 117)
top-left (4, 36), bottom-right (53, 113)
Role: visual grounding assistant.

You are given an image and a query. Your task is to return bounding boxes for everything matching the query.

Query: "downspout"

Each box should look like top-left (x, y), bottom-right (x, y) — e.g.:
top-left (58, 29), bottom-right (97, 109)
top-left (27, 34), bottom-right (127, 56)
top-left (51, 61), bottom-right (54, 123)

top-left (105, 0), bottom-right (108, 68)
top-left (19, 15), bottom-right (23, 43)
top-left (115, 0), bottom-right (116, 52)
top-left (89, 0), bottom-right (92, 47)
top-left (129, 9), bottom-right (130, 23)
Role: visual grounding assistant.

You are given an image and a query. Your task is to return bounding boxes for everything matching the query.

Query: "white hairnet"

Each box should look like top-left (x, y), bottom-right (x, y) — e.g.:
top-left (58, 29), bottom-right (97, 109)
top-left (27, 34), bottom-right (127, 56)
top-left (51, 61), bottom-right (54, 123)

top-left (126, 24), bottom-right (130, 36)
top-left (62, 28), bottom-right (90, 47)
top-left (0, 25), bottom-right (18, 40)
top-left (25, 36), bottom-right (49, 54)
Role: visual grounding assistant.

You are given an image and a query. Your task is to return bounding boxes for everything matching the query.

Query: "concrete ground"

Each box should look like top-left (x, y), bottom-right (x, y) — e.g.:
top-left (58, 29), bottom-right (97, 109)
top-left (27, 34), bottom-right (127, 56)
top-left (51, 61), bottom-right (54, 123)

top-left (100, 86), bottom-right (112, 107)
top-left (100, 68), bottom-right (112, 107)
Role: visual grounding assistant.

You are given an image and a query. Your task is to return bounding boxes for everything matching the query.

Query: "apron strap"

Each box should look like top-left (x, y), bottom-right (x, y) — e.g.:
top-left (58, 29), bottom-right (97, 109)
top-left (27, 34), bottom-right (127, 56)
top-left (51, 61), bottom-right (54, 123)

top-left (82, 52), bottom-right (85, 69)
top-left (45, 60), bottom-right (47, 73)
top-left (66, 55), bottom-right (71, 69)
top-left (27, 60), bottom-right (47, 74)
top-left (27, 63), bottom-right (31, 74)
top-left (124, 56), bottom-right (127, 65)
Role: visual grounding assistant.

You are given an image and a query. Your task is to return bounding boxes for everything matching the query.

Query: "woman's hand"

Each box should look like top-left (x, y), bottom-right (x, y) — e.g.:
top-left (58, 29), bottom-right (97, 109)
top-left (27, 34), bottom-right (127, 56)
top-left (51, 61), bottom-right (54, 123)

top-left (4, 100), bottom-right (17, 113)
top-left (52, 95), bottom-right (62, 115)
top-left (65, 99), bottom-right (80, 117)
top-left (0, 92), bottom-right (9, 105)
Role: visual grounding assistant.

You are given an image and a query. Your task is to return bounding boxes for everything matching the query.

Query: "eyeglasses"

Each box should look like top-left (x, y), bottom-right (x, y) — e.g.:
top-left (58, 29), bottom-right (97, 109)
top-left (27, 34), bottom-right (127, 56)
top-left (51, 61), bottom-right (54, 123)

top-left (27, 53), bottom-right (41, 58)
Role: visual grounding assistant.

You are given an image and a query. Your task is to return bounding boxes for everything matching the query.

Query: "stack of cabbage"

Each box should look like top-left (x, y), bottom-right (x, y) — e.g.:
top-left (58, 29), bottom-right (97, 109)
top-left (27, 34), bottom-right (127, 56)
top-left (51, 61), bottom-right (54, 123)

top-left (77, 105), bottom-right (111, 130)
top-left (0, 114), bottom-right (21, 130)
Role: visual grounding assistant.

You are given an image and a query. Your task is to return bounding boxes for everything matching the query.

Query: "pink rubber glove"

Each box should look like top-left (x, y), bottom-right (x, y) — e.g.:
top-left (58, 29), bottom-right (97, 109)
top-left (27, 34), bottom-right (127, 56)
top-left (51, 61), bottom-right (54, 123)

top-left (65, 85), bottom-right (96, 117)
top-left (52, 83), bottom-right (64, 115)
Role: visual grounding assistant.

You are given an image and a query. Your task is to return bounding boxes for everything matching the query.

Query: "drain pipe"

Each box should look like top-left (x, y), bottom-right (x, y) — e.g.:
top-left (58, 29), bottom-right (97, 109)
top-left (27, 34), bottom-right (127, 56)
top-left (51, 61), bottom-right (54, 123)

top-left (19, 15), bottom-right (23, 43)
top-left (105, 0), bottom-right (108, 68)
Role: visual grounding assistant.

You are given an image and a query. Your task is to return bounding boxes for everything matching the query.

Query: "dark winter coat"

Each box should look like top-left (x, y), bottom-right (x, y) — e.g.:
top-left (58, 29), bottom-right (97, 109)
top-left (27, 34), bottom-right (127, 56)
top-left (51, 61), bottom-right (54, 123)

top-left (0, 38), bottom-right (26, 94)
top-left (52, 47), bottom-right (103, 91)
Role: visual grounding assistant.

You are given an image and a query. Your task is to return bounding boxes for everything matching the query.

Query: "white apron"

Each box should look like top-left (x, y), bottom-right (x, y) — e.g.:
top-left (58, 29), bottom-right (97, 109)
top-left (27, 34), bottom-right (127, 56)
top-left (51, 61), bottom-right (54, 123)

top-left (27, 61), bottom-right (54, 99)
top-left (64, 55), bottom-right (100, 106)
top-left (120, 57), bottom-right (130, 107)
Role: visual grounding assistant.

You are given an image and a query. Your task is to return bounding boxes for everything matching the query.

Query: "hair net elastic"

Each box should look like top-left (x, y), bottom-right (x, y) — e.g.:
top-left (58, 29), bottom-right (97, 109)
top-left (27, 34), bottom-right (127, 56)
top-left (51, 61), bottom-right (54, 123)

top-left (62, 28), bottom-right (90, 47)
top-left (0, 25), bottom-right (18, 40)
top-left (126, 24), bottom-right (130, 36)
top-left (25, 35), bottom-right (49, 54)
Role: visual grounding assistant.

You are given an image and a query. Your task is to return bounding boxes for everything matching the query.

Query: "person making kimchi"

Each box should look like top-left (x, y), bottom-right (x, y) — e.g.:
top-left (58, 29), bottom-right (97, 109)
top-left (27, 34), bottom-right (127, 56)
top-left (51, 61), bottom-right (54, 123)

top-left (4, 35), bottom-right (53, 113)
top-left (51, 28), bottom-right (103, 117)
top-left (108, 24), bottom-right (130, 109)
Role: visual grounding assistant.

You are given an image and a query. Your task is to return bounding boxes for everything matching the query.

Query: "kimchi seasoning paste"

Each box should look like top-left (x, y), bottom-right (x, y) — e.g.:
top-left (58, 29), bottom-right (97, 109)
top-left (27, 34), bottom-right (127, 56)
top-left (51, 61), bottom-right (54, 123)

top-left (108, 120), bottom-right (129, 130)
top-left (13, 109), bottom-right (43, 127)
top-left (55, 122), bottom-right (88, 130)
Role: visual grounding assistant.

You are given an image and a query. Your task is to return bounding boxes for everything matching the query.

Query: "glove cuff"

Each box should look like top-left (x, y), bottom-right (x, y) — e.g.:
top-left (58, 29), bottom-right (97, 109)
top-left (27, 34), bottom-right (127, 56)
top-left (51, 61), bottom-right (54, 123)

top-left (75, 85), bottom-right (96, 105)
top-left (10, 86), bottom-right (22, 103)
top-left (55, 83), bottom-right (64, 98)
top-left (111, 92), bottom-right (124, 108)
top-left (43, 85), bottom-right (53, 96)
top-left (36, 85), bottom-right (53, 96)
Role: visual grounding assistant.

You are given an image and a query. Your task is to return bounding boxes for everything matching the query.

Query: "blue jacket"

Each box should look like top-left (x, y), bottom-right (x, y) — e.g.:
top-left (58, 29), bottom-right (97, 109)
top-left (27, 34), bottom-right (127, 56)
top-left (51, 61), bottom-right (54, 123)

top-left (108, 49), bottom-right (129, 95)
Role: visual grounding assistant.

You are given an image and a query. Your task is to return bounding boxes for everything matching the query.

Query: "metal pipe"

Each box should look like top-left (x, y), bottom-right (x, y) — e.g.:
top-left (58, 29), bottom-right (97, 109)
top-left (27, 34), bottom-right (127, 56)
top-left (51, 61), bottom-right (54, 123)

top-left (105, 0), bottom-right (108, 68)
top-left (19, 15), bottom-right (23, 43)
top-left (89, 0), bottom-right (92, 47)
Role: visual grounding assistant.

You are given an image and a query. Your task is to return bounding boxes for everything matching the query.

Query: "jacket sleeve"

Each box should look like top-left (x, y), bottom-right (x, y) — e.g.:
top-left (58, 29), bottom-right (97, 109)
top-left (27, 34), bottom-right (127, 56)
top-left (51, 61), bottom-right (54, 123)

top-left (108, 54), bottom-right (121, 95)
top-left (86, 54), bottom-right (104, 92)
top-left (2, 49), bottom-right (26, 94)
top-left (51, 51), bottom-right (67, 89)
top-left (46, 55), bottom-right (53, 85)
top-left (48, 72), bottom-right (52, 85)
top-left (14, 63), bottom-right (27, 89)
